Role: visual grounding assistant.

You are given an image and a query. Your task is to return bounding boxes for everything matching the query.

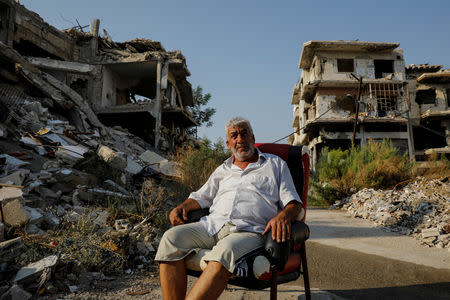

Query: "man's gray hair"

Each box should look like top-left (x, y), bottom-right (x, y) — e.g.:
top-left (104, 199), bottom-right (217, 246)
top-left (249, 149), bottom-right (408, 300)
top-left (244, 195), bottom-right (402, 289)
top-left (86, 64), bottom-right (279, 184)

top-left (225, 117), bottom-right (254, 136)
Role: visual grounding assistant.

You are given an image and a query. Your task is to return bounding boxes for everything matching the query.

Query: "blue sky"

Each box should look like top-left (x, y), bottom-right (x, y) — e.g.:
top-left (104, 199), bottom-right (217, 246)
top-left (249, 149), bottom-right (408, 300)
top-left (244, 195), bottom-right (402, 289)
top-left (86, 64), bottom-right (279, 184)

top-left (20, 0), bottom-right (450, 144)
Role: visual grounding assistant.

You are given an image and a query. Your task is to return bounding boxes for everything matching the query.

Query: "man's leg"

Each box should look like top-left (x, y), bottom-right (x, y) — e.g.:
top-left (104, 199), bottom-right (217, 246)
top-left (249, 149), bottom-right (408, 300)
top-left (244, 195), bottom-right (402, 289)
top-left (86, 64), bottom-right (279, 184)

top-left (186, 230), bottom-right (264, 300)
top-left (160, 260), bottom-right (187, 300)
top-left (186, 261), bottom-right (231, 300)
top-left (155, 222), bottom-right (215, 300)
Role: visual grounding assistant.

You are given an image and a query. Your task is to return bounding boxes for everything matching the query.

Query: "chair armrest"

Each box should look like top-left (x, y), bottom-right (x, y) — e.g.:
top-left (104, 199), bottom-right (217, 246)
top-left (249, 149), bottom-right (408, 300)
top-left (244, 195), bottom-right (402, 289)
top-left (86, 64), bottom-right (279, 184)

top-left (264, 221), bottom-right (310, 270)
top-left (186, 208), bottom-right (210, 223)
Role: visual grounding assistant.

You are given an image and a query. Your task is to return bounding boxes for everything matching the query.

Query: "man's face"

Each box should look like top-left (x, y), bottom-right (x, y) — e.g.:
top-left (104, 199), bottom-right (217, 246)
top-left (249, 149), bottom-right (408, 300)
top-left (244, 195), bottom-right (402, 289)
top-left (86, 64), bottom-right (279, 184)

top-left (226, 125), bottom-right (255, 161)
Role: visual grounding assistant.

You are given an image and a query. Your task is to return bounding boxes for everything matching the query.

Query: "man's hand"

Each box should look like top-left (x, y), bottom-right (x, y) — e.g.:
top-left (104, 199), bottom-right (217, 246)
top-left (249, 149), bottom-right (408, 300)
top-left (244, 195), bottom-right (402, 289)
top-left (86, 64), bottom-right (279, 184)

top-left (169, 205), bottom-right (188, 226)
top-left (262, 201), bottom-right (303, 243)
top-left (262, 212), bottom-right (291, 243)
top-left (168, 198), bottom-right (202, 226)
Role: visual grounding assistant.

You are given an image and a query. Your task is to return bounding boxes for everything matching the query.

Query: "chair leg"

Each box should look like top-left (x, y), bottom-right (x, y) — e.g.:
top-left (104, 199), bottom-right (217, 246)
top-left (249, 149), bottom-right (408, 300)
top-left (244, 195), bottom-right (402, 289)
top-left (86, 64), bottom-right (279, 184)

top-left (300, 242), bottom-right (311, 300)
top-left (270, 269), bottom-right (278, 300)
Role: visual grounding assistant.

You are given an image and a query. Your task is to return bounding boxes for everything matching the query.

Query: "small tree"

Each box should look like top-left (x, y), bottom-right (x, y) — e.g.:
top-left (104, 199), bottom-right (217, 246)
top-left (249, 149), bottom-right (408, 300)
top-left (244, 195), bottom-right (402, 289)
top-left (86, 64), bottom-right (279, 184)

top-left (189, 86), bottom-right (216, 137)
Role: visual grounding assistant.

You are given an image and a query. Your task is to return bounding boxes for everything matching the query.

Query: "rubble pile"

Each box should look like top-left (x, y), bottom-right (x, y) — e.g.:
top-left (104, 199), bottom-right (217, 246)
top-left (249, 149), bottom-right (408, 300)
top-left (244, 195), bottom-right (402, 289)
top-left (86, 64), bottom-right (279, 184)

top-left (334, 177), bottom-right (450, 249)
top-left (0, 32), bottom-right (182, 300)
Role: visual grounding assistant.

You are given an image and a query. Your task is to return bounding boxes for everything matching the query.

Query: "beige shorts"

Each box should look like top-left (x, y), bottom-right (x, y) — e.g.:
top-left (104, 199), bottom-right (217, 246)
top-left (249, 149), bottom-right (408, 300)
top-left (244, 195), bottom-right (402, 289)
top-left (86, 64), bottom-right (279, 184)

top-left (155, 221), bottom-right (264, 273)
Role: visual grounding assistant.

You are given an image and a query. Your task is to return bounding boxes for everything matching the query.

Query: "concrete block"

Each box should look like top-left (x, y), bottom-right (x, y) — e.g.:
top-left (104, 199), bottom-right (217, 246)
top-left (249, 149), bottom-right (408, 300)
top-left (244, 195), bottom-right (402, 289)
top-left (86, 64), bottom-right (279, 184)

top-left (0, 284), bottom-right (32, 300)
top-left (13, 255), bottom-right (58, 284)
top-left (1, 199), bottom-right (30, 227)
top-left (0, 187), bottom-right (23, 203)
top-left (421, 227), bottom-right (440, 238)
top-left (139, 150), bottom-right (166, 165)
top-left (97, 145), bottom-right (127, 170)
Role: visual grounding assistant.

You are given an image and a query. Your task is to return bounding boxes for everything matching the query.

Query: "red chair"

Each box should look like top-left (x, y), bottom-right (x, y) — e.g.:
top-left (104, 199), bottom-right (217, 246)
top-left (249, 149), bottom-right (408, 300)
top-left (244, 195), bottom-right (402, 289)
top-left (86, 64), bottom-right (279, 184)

top-left (185, 143), bottom-right (311, 300)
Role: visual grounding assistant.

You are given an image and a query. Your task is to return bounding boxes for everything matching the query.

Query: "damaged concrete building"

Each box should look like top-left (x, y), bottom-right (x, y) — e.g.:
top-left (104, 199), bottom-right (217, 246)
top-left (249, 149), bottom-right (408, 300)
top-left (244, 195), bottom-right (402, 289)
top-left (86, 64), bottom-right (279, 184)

top-left (406, 64), bottom-right (450, 159)
top-left (291, 40), bottom-right (450, 168)
top-left (0, 0), bottom-right (197, 151)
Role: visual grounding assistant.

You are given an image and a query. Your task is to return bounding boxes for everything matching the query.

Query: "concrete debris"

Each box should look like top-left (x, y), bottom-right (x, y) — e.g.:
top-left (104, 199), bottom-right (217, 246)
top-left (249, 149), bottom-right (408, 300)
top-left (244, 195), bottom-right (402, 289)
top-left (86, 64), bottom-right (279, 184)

top-left (114, 219), bottom-right (131, 231)
top-left (0, 187), bottom-right (23, 203)
top-left (335, 177), bottom-right (450, 248)
top-left (13, 255), bottom-right (58, 284)
top-left (0, 237), bottom-right (26, 263)
top-left (93, 211), bottom-right (109, 227)
top-left (0, 170), bottom-right (26, 186)
top-left (97, 145), bottom-right (127, 170)
top-left (136, 241), bottom-right (156, 256)
top-left (0, 284), bottom-right (32, 300)
top-left (1, 193), bottom-right (31, 227)
top-left (139, 150), bottom-right (178, 177)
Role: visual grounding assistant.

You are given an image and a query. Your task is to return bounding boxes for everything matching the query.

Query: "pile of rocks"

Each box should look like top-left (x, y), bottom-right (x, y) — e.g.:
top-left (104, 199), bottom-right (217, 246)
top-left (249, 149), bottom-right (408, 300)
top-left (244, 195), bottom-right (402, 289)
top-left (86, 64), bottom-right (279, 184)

top-left (334, 177), bottom-right (450, 249)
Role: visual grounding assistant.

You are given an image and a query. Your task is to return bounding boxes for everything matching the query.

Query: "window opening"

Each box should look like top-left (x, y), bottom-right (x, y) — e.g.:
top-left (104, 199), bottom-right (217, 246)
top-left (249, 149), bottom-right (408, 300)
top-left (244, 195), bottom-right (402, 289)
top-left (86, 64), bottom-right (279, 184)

top-left (374, 60), bottom-right (394, 79)
top-left (415, 88), bottom-right (436, 105)
top-left (337, 59), bottom-right (354, 72)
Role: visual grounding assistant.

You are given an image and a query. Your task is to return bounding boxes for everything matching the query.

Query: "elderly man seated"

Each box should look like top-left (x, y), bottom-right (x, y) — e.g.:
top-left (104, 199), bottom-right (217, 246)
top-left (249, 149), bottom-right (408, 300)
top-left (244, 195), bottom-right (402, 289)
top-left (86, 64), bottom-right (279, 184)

top-left (155, 117), bottom-right (303, 300)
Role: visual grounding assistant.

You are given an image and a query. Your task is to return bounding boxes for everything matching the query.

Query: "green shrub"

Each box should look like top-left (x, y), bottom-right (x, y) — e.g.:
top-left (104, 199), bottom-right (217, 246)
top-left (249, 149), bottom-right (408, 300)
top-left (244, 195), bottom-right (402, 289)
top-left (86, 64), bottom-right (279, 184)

top-left (311, 139), bottom-right (413, 205)
top-left (174, 138), bottom-right (230, 193)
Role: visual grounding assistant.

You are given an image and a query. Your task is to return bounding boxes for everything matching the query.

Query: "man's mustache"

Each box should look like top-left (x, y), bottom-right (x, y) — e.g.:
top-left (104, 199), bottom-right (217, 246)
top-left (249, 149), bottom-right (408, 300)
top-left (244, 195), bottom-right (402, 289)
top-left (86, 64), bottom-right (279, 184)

top-left (236, 143), bottom-right (249, 150)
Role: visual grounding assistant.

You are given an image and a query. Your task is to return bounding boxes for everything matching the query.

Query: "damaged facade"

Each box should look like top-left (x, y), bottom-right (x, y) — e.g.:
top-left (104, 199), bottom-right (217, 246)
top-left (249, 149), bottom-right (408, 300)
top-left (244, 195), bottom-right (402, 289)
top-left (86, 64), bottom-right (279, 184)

top-left (406, 64), bottom-right (450, 159)
top-left (0, 0), bottom-right (197, 151)
top-left (291, 40), bottom-right (450, 168)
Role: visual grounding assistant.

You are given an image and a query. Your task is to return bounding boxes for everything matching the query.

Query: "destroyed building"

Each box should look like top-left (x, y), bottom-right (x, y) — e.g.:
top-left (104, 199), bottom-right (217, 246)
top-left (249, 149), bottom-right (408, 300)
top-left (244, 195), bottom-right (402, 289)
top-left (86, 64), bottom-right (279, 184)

top-left (0, 1), bottom-right (194, 295)
top-left (406, 64), bottom-right (450, 159)
top-left (0, 0), bottom-right (197, 152)
top-left (291, 40), bottom-right (450, 168)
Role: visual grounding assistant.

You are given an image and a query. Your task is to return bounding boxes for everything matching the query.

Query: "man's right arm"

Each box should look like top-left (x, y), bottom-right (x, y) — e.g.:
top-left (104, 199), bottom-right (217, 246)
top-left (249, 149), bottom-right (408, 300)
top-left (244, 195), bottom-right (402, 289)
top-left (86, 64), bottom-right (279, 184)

top-left (169, 198), bottom-right (201, 226)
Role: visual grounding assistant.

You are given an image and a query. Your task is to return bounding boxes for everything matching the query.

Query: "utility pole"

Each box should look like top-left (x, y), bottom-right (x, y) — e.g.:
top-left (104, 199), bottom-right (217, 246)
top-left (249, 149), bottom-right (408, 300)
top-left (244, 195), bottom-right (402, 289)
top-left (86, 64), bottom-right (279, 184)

top-left (351, 73), bottom-right (363, 145)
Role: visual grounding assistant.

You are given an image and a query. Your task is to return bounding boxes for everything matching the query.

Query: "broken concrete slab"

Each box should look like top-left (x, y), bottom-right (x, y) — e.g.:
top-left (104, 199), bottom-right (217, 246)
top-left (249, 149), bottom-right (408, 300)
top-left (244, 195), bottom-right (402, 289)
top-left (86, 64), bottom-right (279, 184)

top-left (0, 237), bottom-right (26, 263)
top-left (1, 198), bottom-right (31, 227)
top-left (13, 255), bottom-right (58, 284)
top-left (0, 170), bottom-right (26, 186)
top-left (138, 150), bottom-right (178, 177)
top-left (421, 228), bottom-right (440, 238)
top-left (23, 206), bottom-right (44, 225)
top-left (0, 187), bottom-right (23, 203)
top-left (125, 156), bottom-right (142, 175)
top-left (104, 179), bottom-right (130, 195)
top-left (55, 145), bottom-right (88, 164)
top-left (77, 186), bottom-right (131, 202)
top-left (138, 150), bottom-right (166, 166)
top-left (0, 284), bottom-right (32, 300)
top-left (97, 145), bottom-right (127, 170)
top-left (0, 155), bottom-right (30, 169)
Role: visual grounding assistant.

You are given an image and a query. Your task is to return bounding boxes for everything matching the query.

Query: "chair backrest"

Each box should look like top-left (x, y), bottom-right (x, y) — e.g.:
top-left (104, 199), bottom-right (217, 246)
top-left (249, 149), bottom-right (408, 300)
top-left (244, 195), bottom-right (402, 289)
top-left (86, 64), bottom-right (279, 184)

top-left (255, 143), bottom-right (309, 219)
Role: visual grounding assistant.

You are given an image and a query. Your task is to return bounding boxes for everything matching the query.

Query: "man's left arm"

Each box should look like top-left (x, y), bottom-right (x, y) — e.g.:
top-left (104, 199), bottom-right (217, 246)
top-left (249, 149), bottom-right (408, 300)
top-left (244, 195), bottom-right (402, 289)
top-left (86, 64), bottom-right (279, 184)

top-left (262, 200), bottom-right (303, 243)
